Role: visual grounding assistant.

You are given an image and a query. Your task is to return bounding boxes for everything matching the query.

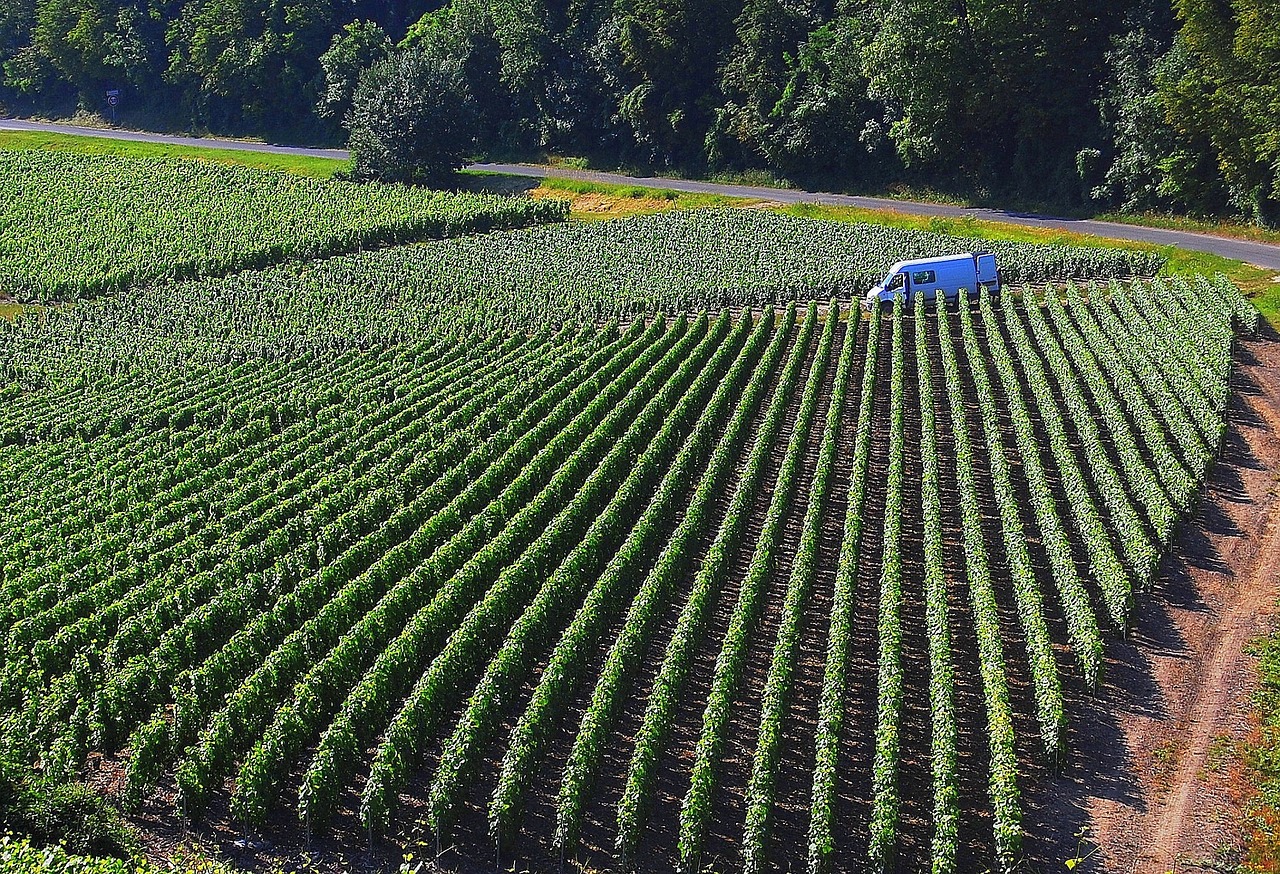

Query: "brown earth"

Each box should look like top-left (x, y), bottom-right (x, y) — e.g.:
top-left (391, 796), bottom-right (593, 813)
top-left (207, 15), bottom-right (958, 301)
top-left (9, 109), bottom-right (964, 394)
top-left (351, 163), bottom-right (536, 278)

top-left (528, 187), bottom-right (682, 220)
top-left (103, 318), bottom-right (1280, 874)
top-left (1025, 328), bottom-right (1280, 873)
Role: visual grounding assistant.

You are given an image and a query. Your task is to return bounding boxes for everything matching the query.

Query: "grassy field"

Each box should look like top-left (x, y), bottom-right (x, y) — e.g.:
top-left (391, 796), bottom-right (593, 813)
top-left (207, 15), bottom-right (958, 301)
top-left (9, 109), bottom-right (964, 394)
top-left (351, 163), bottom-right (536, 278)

top-left (0, 130), bottom-right (348, 178)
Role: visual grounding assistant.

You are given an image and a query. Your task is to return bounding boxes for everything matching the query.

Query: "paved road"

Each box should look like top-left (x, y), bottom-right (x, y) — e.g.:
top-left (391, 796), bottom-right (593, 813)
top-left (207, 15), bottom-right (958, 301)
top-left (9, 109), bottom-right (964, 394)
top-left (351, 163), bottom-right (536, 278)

top-left (7, 117), bottom-right (1280, 270)
top-left (0, 117), bottom-right (349, 160)
top-left (476, 162), bottom-right (1280, 271)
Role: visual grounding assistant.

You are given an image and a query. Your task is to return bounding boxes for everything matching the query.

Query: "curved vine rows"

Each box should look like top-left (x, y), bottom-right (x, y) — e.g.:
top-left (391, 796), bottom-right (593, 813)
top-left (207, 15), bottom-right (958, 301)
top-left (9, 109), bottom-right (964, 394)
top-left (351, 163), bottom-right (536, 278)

top-left (0, 270), bottom-right (1251, 874)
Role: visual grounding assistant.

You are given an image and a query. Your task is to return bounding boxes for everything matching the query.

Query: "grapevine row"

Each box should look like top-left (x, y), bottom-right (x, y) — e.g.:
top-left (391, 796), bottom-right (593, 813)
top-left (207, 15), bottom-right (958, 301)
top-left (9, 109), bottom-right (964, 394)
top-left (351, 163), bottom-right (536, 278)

top-left (616, 305), bottom-right (815, 860)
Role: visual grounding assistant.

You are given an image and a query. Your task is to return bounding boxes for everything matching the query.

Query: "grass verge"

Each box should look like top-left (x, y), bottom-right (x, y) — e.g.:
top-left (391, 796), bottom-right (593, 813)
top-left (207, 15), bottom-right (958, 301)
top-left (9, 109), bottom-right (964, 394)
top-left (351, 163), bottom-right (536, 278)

top-left (525, 176), bottom-right (752, 220)
top-left (1241, 622), bottom-right (1280, 872)
top-left (0, 130), bottom-right (348, 178)
top-left (536, 153), bottom-right (971, 204)
top-left (1095, 211), bottom-right (1280, 247)
top-left (781, 201), bottom-right (1144, 249)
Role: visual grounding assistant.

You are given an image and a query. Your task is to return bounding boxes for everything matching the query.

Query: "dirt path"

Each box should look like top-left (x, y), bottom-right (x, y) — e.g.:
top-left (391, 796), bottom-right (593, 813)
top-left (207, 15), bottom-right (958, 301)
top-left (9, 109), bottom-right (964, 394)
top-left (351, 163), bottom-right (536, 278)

top-left (1126, 333), bottom-right (1280, 873)
top-left (1029, 331), bottom-right (1280, 873)
top-left (1141, 488), bottom-right (1280, 869)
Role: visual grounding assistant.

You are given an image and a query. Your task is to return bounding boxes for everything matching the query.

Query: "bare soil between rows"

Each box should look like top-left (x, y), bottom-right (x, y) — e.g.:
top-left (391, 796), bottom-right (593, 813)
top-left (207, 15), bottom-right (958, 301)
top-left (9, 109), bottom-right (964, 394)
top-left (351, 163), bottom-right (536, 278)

top-left (1025, 327), bottom-right (1280, 873)
top-left (100, 323), bottom-right (1280, 874)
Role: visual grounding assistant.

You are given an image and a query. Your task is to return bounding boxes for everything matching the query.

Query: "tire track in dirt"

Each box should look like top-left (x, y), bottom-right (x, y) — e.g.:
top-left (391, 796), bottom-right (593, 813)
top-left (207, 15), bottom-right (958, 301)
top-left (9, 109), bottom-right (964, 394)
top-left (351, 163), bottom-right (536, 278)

top-left (1138, 399), bottom-right (1280, 870)
top-left (1026, 332), bottom-right (1280, 873)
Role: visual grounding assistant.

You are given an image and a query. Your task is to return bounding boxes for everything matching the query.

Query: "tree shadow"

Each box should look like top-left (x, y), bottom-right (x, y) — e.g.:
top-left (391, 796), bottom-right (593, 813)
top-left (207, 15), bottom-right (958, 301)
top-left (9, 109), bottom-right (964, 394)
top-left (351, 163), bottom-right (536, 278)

top-left (1016, 359), bottom-right (1280, 870)
top-left (457, 173), bottom-right (542, 197)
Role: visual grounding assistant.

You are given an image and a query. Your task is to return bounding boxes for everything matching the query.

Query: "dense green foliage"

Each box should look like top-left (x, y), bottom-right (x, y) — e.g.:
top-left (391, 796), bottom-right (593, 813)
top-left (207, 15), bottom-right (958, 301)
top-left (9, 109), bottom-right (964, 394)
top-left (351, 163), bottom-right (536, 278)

top-left (0, 1), bottom-right (432, 137)
top-left (1147, 0), bottom-right (1280, 224)
top-left (0, 210), bottom-right (1256, 874)
top-left (316, 20), bottom-right (393, 125)
top-left (0, 838), bottom-right (150, 874)
top-left (0, 764), bottom-right (135, 859)
top-left (0, 151), bottom-right (566, 302)
top-left (345, 43), bottom-right (478, 186)
top-left (0, 208), bottom-right (1161, 390)
top-left (1, 0), bottom-right (1275, 218)
top-left (0, 128), bottom-right (349, 178)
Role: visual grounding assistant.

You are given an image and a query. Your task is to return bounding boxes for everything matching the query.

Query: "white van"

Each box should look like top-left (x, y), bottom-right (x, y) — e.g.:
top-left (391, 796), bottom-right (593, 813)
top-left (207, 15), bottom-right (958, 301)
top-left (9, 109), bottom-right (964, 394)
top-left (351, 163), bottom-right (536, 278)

top-left (863, 253), bottom-right (1000, 310)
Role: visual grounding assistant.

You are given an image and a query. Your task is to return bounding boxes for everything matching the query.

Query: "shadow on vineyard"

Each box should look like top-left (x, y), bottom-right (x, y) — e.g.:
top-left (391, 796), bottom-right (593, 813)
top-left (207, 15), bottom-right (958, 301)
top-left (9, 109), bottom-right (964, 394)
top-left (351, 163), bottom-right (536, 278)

top-left (1019, 331), bottom-right (1280, 870)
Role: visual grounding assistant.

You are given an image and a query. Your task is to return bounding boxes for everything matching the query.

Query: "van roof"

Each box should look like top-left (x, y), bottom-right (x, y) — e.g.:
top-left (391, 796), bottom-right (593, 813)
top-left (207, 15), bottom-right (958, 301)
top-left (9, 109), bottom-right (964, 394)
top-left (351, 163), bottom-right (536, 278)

top-left (887, 253), bottom-right (977, 272)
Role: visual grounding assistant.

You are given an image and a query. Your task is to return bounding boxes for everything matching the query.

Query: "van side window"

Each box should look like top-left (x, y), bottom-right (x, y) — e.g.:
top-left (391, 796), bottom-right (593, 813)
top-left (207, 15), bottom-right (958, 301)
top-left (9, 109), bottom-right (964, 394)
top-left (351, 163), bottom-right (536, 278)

top-left (888, 273), bottom-right (906, 290)
top-left (912, 270), bottom-right (937, 285)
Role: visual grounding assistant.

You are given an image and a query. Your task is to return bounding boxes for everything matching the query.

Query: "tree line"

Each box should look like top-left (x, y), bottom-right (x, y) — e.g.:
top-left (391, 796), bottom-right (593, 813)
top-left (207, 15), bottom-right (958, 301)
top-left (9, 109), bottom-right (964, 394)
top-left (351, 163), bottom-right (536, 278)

top-left (0, 0), bottom-right (1276, 223)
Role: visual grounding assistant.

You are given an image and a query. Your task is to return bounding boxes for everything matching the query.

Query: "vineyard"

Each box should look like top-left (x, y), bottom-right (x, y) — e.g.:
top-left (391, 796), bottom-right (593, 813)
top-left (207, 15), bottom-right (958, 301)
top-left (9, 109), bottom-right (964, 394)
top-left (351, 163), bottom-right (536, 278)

top-left (332, 209), bottom-right (1166, 322)
top-left (0, 151), bottom-right (567, 303)
top-left (0, 241), bottom-right (1258, 872)
top-left (0, 209), bottom-right (1165, 390)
